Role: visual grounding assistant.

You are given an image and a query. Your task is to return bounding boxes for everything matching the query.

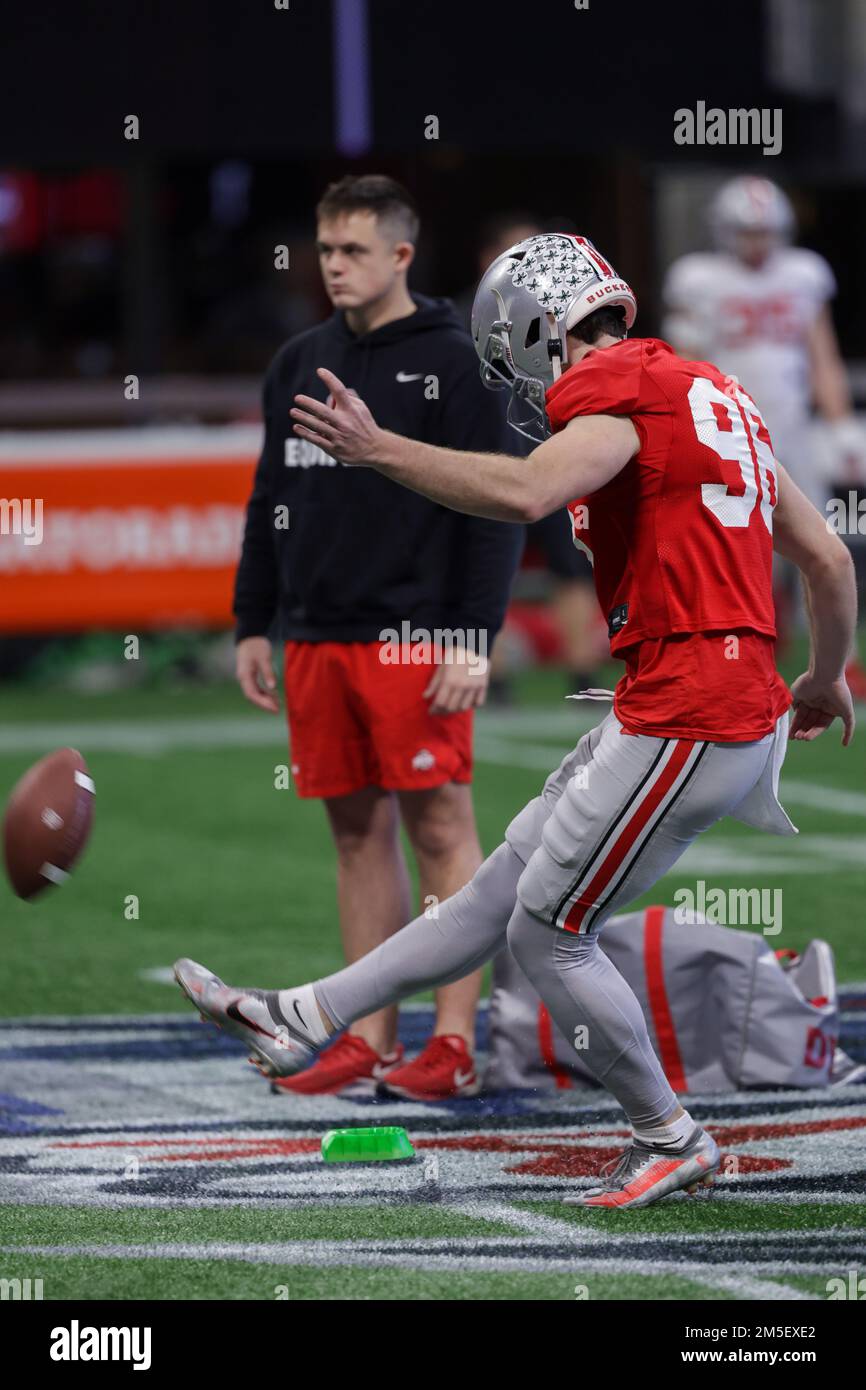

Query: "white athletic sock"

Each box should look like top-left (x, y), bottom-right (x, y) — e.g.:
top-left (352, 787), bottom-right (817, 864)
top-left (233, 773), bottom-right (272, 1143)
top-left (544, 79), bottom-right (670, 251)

top-left (275, 984), bottom-right (329, 1045)
top-left (632, 1110), bottom-right (697, 1150)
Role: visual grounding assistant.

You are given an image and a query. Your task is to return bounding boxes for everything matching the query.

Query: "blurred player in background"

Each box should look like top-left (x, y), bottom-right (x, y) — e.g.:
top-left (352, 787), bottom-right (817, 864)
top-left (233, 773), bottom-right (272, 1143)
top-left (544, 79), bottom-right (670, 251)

top-left (663, 175), bottom-right (866, 691)
top-left (233, 176), bottom-right (520, 1100)
top-left (457, 215), bottom-right (606, 702)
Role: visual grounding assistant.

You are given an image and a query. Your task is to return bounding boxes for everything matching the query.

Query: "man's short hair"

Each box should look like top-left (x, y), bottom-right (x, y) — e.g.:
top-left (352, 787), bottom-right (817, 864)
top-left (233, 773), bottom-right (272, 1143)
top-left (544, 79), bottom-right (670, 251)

top-left (316, 175), bottom-right (420, 245)
top-left (569, 305), bottom-right (627, 346)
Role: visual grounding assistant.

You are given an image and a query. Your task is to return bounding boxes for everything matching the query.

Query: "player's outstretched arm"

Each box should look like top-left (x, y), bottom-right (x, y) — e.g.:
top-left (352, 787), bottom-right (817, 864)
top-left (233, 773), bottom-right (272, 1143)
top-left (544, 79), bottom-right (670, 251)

top-left (290, 369), bottom-right (638, 522)
top-left (772, 462), bottom-right (857, 745)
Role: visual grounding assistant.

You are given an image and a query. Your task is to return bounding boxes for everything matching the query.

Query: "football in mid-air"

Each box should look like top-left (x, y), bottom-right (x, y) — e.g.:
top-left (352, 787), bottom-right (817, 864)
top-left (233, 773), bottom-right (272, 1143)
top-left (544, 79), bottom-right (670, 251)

top-left (2, 748), bottom-right (95, 900)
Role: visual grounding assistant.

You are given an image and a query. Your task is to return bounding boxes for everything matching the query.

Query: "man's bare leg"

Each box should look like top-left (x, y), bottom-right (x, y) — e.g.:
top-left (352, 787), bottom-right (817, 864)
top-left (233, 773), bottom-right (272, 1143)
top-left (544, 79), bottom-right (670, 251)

top-left (323, 786), bottom-right (409, 1055)
top-left (311, 841), bottom-right (521, 1034)
top-left (398, 782), bottom-right (483, 1050)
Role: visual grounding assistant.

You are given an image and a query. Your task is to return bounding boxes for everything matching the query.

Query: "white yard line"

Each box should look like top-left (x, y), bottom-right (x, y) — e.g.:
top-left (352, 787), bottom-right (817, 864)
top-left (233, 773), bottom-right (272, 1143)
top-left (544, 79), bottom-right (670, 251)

top-left (4, 1185), bottom-right (864, 1211)
top-left (0, 1241), bottom-right (842, 1292)
top-left (0, 709), bottom-right (862, 820)
top-left (694, 1272), bottom-right (820, 1300)
top-left (444, 1200), bottom-right (830, 1300)
top-left (777, 780), bottom-right (866, 818)
top-left (474, 733), bottom-right (584, 771)
top-left (447, 1197), bottom-right (608, 1248)
top-left (0, 718), bottom-right (282, 756)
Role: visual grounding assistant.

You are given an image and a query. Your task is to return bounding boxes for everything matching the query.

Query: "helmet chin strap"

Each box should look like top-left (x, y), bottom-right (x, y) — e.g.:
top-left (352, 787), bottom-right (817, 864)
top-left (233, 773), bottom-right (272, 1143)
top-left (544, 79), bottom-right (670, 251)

top-left (546, 311), bottom-right (564, 382)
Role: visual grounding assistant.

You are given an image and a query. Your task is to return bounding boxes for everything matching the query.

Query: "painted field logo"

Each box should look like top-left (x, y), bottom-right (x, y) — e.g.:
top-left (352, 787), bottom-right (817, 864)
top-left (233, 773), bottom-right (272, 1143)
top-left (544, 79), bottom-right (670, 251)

top-left (50, 1320), bottom-right (151, 1370)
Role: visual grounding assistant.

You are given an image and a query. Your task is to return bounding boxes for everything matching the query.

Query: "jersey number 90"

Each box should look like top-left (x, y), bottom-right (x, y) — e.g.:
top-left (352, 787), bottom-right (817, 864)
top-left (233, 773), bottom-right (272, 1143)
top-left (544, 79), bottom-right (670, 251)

top-left (688, 375), bottom-right (778, 533)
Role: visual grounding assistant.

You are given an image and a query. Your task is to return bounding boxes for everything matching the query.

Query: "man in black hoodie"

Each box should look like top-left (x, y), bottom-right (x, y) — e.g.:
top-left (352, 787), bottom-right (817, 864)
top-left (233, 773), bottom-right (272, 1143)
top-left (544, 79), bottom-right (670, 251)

top-left (234, 176), bottom-right (521, 1099)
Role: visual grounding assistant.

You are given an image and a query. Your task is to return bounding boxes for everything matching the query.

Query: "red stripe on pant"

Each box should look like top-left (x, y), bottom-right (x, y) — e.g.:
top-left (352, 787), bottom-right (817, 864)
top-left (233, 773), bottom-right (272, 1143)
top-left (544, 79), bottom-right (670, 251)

top-left (537, 1003), bottom-right (572, 1089)
top-left (562, 739), bottom-right (695, 934)
top-left (643, 903), bottom-right (688, 1092)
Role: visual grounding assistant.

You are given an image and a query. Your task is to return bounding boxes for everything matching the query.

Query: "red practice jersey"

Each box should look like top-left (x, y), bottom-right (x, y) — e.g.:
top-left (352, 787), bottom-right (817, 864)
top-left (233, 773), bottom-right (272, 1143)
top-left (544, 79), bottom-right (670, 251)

top-left (545, 337), bottom-right (791, 741)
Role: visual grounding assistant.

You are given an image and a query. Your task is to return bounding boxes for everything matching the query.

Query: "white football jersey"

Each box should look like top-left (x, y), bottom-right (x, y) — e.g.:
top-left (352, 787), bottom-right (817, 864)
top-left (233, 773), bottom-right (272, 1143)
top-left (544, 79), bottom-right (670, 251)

top-left (662, 247), bottom-right (835, 456)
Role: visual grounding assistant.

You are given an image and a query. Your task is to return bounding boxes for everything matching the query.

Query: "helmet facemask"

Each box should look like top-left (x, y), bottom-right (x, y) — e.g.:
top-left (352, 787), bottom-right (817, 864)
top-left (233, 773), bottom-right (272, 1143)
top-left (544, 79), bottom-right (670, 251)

top-left (476, 287), bottom-right (564, 444)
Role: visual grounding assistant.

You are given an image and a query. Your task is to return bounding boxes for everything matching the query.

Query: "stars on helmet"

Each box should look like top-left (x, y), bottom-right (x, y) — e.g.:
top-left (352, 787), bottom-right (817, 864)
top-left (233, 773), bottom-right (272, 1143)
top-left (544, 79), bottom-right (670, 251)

top-left (508, 236), bottom-right (598, 317)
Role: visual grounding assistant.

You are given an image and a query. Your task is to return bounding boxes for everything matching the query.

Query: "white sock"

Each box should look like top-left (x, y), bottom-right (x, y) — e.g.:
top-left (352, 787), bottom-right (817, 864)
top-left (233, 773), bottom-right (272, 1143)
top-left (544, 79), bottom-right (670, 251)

top-left (275, 984), bottom-right (329, 1045)
top-left (632, 1110), bottom-right (697, 1150)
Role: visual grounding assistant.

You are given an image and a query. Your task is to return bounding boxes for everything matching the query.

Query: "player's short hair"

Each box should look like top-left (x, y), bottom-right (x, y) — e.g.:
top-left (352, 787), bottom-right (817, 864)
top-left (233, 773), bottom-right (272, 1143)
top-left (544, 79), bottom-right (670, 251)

top-left (316, 175), bottom-right (420, 245)
top-left (568, 305), bottom-right (628, 345)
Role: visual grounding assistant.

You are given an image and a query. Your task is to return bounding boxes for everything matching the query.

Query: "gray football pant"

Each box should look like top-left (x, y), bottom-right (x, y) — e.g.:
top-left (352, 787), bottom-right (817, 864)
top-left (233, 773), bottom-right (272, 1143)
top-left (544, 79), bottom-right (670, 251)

top-left (314, 712), bottom-right (780, 1127)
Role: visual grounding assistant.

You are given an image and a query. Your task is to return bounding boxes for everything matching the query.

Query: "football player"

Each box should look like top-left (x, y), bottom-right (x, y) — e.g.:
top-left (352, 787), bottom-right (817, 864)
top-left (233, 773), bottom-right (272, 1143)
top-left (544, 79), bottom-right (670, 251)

top-left (663, 176), bottom-right (864, 509)
top-left (663, 176), bottom-right (866, 693)
top-left (176, 234), bottom-right (856, 1208)
top-left (457, 213), bottom-right (607, 703)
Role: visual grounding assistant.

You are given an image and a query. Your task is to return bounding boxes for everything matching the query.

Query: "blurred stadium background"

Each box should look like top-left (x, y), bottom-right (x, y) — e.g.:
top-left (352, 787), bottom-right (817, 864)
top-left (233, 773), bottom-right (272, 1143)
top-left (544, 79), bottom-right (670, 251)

top-left (1, 0), bottom-right (866, 1303)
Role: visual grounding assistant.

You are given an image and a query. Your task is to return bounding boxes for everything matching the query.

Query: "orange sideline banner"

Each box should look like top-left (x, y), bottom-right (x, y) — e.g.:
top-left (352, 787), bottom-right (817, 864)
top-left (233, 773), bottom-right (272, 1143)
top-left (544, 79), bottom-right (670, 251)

top-left (0, 426), bottom-right (260, 632)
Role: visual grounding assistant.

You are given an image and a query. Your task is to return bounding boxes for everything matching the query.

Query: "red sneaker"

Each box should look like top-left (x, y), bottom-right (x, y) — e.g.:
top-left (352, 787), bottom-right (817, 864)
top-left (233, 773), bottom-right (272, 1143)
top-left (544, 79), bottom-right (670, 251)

top-left (845, 658), bottom-right (866, 702)
top-left (378, 1035), bottom-right (480, 1101)
top-left (270, 1033), bottom-right (403, 1097)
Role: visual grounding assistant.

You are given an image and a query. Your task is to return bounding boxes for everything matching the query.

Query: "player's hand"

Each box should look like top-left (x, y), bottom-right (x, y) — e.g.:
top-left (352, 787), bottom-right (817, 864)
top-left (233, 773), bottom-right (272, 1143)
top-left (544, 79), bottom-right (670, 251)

top-left (291, 368), bottom-right (383, 465)
top-left (236, 636), bottom-right (280, 714)
top-left (424, 646), bottom-right (490, 714)
top-left (789, 671), bottom-right (854, 746)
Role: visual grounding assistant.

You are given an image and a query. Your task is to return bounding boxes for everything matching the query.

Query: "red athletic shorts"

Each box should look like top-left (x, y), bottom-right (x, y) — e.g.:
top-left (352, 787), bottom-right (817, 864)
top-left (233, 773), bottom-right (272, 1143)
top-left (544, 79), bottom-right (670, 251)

top-left (283, 641), bottom-right (474, 799)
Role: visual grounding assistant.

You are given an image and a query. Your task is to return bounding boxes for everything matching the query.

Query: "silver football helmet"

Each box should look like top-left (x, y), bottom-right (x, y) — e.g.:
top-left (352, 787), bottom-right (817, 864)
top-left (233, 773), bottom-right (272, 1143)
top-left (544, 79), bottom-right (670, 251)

top-left (471, 233), bottom-right (637, 442)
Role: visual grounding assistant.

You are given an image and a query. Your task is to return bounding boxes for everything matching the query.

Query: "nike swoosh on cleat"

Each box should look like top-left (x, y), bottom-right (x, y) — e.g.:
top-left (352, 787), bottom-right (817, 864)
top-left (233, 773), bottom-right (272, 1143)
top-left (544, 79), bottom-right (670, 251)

top-left (454, 1067), bottom-right (475, 1087)
top-left (226, 1000), bottom-right (281, 1041)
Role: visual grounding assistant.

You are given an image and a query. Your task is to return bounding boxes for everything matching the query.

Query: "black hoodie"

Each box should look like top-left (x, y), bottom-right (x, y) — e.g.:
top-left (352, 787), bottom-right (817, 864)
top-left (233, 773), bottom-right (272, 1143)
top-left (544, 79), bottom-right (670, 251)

top-left (233, 294), bottom-right (522, 645)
